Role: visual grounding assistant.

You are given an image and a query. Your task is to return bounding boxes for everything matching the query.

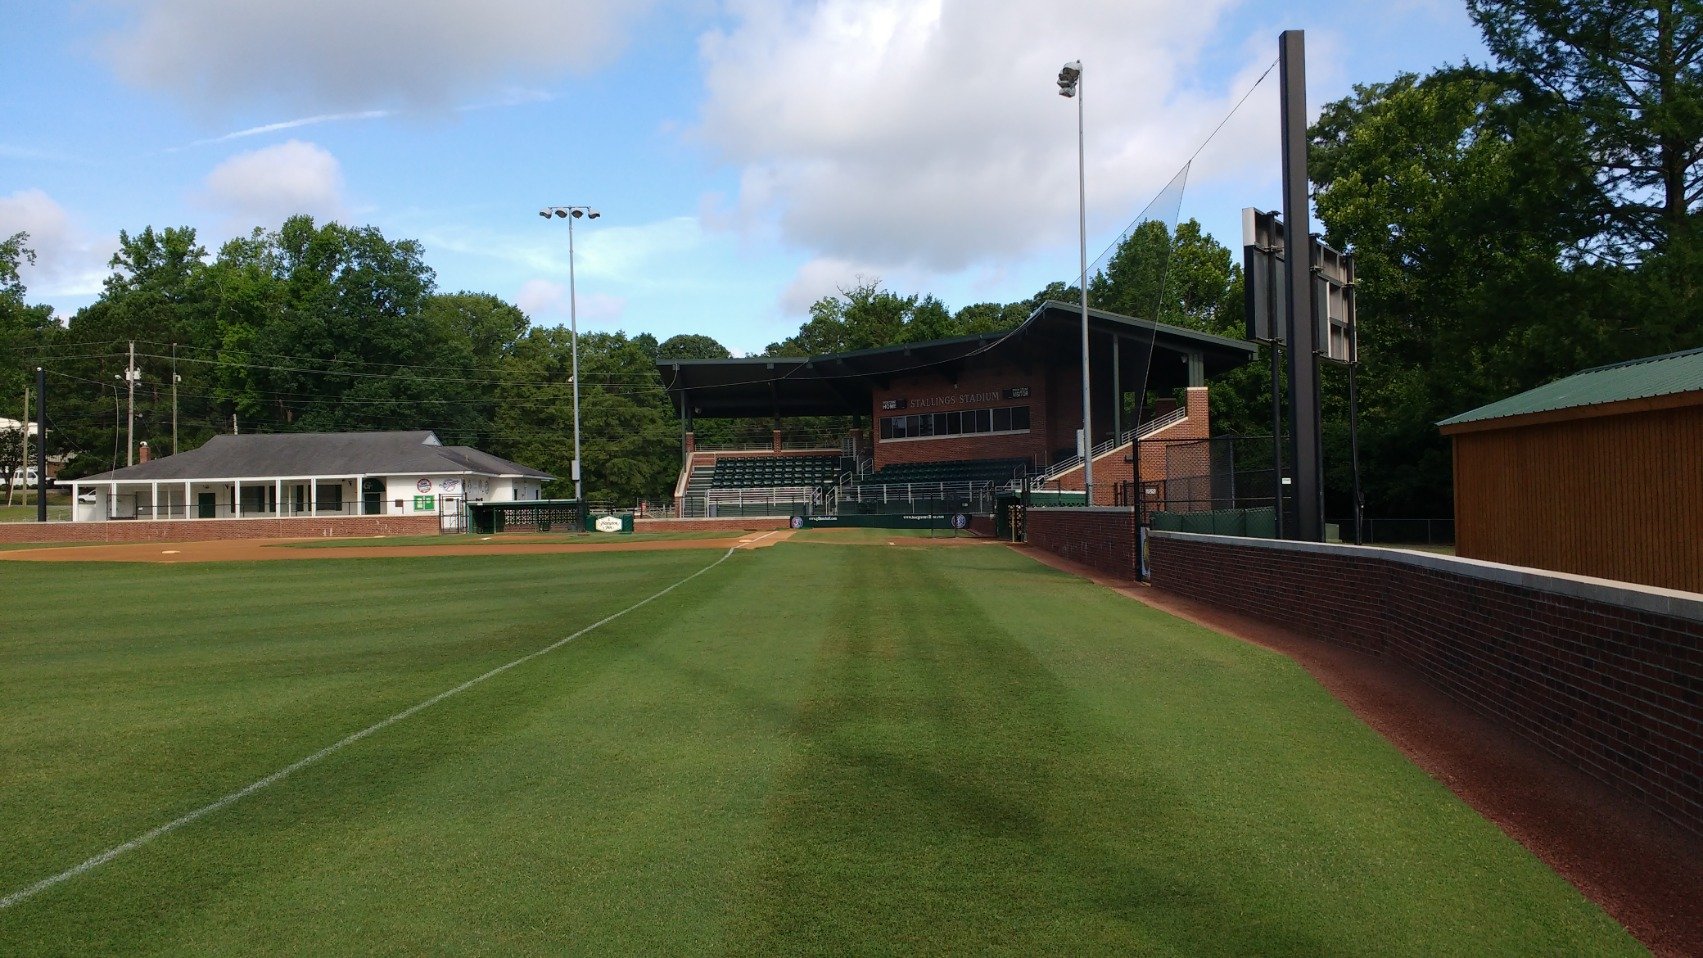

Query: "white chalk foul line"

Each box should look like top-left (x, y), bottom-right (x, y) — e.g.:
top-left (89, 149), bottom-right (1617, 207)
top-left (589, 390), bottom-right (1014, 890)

top-left (0, 546), bottom-right (741, 912)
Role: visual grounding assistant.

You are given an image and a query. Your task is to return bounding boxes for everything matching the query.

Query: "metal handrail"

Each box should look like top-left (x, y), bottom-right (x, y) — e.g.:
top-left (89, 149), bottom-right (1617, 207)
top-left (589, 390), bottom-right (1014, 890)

top-left (838, 480), bottom-right (995, 511)
top-left (1037, 407), bottom-right (1191, 481)
top-left (703, 486), bottom-right (818, 503)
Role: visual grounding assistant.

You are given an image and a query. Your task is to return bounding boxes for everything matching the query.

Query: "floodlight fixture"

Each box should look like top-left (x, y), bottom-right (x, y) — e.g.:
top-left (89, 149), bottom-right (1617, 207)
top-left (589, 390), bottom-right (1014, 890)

top-left (1057, 60), bottom-right (1081, 97)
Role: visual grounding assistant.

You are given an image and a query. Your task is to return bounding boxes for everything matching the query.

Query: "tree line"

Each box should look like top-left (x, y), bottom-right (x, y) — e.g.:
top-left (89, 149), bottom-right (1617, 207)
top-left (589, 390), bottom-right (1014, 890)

top-left (3, 0), bottom-right (1696, 516)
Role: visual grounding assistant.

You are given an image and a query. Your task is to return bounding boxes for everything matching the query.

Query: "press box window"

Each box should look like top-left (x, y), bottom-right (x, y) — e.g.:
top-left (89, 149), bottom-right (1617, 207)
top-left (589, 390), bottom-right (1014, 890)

top-left (878, 404), bottom-right (1030, 442)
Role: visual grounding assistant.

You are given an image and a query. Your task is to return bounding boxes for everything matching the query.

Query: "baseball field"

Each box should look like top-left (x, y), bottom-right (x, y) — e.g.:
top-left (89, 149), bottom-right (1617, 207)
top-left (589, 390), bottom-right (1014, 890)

top-left (0, 535), bottom-right (1638, 955)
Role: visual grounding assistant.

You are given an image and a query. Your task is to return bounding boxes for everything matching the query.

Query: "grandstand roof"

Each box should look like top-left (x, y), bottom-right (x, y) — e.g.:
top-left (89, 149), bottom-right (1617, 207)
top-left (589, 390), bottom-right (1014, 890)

top-left (657, 301), bottom-right (1256, 419)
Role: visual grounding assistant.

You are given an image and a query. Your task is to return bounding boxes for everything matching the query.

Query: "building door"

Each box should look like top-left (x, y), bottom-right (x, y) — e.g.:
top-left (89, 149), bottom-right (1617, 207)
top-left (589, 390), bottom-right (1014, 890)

top-left (197, 492), bottom-right (216, 519)
top-left (439, 495), bottom-right (466, 533)
top-left (361, 478), bottom-right (384, 515)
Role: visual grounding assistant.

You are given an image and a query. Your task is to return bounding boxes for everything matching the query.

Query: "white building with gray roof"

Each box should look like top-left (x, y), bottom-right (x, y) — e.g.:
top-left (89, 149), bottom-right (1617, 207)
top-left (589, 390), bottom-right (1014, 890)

top-left (72, 431), bottom-right (552, 523)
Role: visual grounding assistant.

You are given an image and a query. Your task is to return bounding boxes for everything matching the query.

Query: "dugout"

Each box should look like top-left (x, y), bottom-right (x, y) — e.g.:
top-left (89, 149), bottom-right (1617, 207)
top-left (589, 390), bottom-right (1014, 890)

top-left (468, 499), bottom-right (584, 535)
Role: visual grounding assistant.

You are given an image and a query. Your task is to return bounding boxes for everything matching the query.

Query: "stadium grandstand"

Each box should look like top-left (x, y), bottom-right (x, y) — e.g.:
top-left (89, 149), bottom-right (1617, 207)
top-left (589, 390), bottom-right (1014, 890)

top-left (658, 300), bottom-right (1255, 520)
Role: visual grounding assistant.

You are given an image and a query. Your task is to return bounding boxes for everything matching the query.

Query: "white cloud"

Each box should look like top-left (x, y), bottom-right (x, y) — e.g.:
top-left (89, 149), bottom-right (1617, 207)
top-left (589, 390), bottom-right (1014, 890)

top-left (198, 140), bottom-right (347, 229)
top-left (516, 278), bottom-right (567, 318)
top-left (693, 0), bottom-right (1266, 278)
top-left (99, 0), bottom-right (656, 113)
top-left (0, 190), bottom-right (111, 299)
top-left (778, 256), bottom-right (885, 315)
top-left (185, 110), bottom-right (393, 149)
top-left (470, 216), bottom-right (708, 286)
top-left (514, 279), bottom-right (626, 327)
top-left (575, 216), bottom-right (703, 284)
top-left (576, 292), bottom-right (628, 325)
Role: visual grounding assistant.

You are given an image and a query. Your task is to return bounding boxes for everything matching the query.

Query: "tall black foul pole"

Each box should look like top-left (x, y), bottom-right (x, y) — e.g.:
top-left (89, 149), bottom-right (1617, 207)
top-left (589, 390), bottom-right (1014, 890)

top-left (1279, 30), bottom-right (1324, 542)
top-left (35, 366), bottom-right (46, 524)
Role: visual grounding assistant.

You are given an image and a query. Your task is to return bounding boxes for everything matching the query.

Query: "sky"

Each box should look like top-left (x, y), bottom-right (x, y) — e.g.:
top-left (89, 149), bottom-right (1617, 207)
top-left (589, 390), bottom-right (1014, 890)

top-left (1, 0), bottom-right (1488, 356)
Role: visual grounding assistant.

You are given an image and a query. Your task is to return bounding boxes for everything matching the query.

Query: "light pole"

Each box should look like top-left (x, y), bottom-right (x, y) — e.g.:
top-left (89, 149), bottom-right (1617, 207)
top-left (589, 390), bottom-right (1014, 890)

top-left (539, 205), bottom-right (601, 502)
top-left (1058, 60), bottom-right (1092, 503)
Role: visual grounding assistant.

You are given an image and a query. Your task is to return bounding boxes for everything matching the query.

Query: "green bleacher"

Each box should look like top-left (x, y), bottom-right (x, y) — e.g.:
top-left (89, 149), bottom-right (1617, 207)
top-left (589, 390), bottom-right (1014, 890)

top-left (710, 455), bottom-right (840, 488)
top-left (860, 458), bottom-right (1029, 486)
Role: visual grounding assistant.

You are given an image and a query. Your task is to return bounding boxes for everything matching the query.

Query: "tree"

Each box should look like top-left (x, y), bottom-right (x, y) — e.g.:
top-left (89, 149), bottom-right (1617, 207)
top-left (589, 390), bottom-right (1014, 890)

top-left (764, 279), bottom-right (951, 355)
top-left (0, 233), bottom-right (58, 411)
top-left (425, 292), bottom-right (528, 369)
top-left (952, 301), bottom-right (1030, 334)
top-left (210, 216), bottom-right (456, 437)
top-left (1468, 0), bottom-right (1703, 257)
top-left (656, 333), bottom-right (732, 360)
top-left (1468, 1), bottom-right (1703, 360)
top-left (418, 291), bottom-right (530, 444)
top-left (48, 228), bottom-right (223, 476)
top-left (490, 328), bottom-right (678, 504)
top-left (1310, 68), bottom-right (1601, 515)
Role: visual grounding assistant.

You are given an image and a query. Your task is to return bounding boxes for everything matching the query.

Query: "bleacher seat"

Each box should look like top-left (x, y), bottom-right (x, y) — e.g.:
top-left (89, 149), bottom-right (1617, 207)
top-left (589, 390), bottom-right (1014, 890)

top-left (710, 455), bottom-right (840, 488)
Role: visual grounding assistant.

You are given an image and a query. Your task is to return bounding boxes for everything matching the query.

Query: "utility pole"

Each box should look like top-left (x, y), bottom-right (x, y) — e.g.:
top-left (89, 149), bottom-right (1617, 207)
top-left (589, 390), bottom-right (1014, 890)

top-left (35, 367), bottom-right (46, 523)
top-left (172, 342), bottom-right (180, 456)
top-left (124, 341), bottom-right (140, 467)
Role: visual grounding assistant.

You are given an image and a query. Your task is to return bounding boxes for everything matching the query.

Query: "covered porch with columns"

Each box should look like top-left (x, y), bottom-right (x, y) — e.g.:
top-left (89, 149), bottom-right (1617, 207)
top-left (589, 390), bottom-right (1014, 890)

top-left (71, 476), bottom-right (372, 522)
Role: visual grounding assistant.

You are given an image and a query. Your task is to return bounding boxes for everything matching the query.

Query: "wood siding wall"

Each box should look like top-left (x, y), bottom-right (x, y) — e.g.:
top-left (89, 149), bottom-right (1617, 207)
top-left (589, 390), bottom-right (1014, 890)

top-left (1451, 403), bottom-right (1703, 594)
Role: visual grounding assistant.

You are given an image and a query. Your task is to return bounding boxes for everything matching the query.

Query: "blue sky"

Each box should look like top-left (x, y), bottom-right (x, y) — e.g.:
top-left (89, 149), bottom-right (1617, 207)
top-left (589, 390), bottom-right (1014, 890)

top-left (2, 1), bottom-right (1486, 355)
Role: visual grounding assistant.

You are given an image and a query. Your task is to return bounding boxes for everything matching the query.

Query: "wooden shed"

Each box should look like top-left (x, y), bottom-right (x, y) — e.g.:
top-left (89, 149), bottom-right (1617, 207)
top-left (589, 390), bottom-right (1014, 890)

top-left (1438, 347), bottom-right (1703, 594)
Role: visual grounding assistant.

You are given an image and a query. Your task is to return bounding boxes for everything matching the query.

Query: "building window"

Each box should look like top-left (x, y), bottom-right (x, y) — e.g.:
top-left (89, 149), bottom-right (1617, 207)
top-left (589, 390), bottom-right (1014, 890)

top-left (878, 404), bottom-right (1030, 442)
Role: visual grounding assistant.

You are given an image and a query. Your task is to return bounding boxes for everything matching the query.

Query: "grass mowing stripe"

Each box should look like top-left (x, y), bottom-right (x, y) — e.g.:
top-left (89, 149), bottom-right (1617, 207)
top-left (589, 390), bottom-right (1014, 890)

top-left (0, 545), bottom-right (740, 913)
top-left (717, 544), bottom-right (1638, 956)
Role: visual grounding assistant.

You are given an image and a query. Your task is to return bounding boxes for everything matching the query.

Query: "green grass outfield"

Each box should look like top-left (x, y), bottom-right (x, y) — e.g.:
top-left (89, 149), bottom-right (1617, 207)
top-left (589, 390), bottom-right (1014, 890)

top-left (0, 544), bottom-right (1636, 955)
top-left (281, 529), bottom-right (740, 548)
top-left (789, 526), bottom-right (976, 543)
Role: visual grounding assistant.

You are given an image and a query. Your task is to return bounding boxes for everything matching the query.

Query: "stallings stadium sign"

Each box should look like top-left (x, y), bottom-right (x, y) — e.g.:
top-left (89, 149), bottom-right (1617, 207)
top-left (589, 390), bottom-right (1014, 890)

top-left (881, 386), bottom-right (1028, 411)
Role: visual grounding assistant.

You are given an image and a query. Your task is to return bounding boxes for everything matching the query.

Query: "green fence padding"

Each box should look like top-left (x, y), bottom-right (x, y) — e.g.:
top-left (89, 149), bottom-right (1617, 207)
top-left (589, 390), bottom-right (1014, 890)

top-left (798, 513), bottom-right (976, 530)
top-left (1149, 506), bottom-right (1278, 540)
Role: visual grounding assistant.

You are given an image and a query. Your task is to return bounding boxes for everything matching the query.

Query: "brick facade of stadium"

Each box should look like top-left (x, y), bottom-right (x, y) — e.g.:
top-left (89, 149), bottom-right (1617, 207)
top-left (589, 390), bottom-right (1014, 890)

top-left (1143, 530), bottom-right (1703, 838)
top-left (869, 365), bottom-right (1212, 507)
top-left (870, 362), bottom-right (1071, 471)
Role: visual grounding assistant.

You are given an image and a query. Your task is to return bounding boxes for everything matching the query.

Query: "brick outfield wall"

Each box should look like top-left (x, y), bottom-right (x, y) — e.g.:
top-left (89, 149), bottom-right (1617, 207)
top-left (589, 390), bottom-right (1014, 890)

top-left (1024, 508), bottom-right (1138, 579)
top-left (0, 515), bottom-right (442, 543)
top-left (1148, 531), bottom-right (1703, 838)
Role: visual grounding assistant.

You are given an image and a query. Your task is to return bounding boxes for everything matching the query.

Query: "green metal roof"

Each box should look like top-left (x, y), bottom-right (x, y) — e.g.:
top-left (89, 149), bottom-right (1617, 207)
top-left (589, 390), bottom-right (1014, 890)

top-left (1438, 346), bottom-right (1703, 428)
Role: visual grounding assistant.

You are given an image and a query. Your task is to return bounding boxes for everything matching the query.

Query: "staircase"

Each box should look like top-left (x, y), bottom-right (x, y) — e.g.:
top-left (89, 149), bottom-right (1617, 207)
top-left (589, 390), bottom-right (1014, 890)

top-left (680, 464), bottom-right (715, 517)
top-left (1034, 407), bottom-right (1190, 484)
